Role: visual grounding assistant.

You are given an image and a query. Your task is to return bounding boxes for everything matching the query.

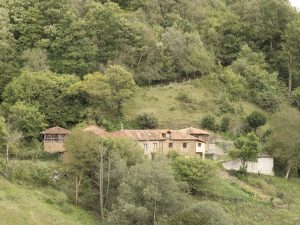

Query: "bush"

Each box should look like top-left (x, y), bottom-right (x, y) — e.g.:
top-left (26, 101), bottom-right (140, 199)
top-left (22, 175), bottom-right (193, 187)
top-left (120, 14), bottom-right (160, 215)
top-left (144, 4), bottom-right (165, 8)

top-left (171, 156), bottom-right (219, 194)
top-left (167, 201), bottom-right (232, 225)
top-left (0, 159), bottom-right (60, 187)
top-left (176, 92), bottom-right (193, 103)
top-left (292, 87), bottom-right (300, 110)
top-left (200, 115), bottom-right (217, 131)
top-left (135, 112), bottom-right (158, 129)
top-left (220, 116), bottom-right (231, 133)
top-left (246, 111), bottom-right (267, 131)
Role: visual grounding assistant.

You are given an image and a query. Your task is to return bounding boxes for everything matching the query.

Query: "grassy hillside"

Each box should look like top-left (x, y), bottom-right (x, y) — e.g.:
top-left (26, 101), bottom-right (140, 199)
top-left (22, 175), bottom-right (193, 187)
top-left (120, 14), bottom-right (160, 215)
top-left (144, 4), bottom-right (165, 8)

top-left (0, 177), bottom-right (98, 225)
top-left (124, 78), bottom-right (265, 129)
top-left (204, 173), bottom-right (300, 225)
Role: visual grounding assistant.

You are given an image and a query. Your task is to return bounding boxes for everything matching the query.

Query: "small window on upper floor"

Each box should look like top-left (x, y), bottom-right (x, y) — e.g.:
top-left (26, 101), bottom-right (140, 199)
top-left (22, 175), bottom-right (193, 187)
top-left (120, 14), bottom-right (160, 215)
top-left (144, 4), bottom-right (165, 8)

top-left (143, 143), bottom-right (148, 150)
top-left (198, 143), bottom-right (202, 147)
top-left (162, 133), bottom-right (166, 138)
top-left (183, 143), bottom-right (187, 148)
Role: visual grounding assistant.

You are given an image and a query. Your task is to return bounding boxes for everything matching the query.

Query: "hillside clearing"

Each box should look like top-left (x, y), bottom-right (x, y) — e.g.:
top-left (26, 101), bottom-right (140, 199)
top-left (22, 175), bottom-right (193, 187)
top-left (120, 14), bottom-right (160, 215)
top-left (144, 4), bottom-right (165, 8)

top-left (0, 177), bottom-right (98, 225)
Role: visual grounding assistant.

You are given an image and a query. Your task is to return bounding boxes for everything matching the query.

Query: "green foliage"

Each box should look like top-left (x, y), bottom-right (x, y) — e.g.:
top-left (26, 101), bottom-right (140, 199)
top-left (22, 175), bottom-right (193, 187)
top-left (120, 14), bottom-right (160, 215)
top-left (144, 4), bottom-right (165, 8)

top-left (230, 132), bottom-right (260, 170)
top-left (3, 71), bottom-right (81, 127)
top-left (7, 102), bottom-right (47, 140)
top-left (70, 65), bottom-right (137, 119)
top-left (106, 159), bottom-right (189, 225)
top-left (292, 87), bottom-right (300, 110)
top-left (171, 156), bottom-right (219, 194)
top-left (135, 112), bottom-right (158, 129)
top-left (166, 201), bottom-right (232, 225)
top-left (200, 115), bottom-right (217, 131)
top-left (0, 159), bottom-right (59, 187)
top-left (265, 107), bottom-right (300, 178)
top-left (220, 116), bottom-right (231, 133)
top-left (246, 111), bottom-right (267, 131)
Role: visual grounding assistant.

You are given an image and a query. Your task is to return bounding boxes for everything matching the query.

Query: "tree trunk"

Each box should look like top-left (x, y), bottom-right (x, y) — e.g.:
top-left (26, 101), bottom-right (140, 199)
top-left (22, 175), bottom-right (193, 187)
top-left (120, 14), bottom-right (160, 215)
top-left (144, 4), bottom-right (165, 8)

top-left (99, 145), bottom-right (104, 220)
top-left (153, 185), bottom-right (158, 225)
top-left (285, 164), bottom-right (291, 180)
top-left (104, 153), bottom-right (111, 209)
top-left (75, 170), bottom-right (83, 205)
top-left (288, 56), bottom-right (293, 94)
top-left (5, 145), bottom-right (9, 178)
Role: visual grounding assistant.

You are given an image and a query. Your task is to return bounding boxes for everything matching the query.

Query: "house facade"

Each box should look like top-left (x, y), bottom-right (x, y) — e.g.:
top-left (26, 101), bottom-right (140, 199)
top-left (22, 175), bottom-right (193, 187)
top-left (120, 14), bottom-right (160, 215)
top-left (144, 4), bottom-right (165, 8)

top-left (111, 129), bottom-right (207, 159)
top-left (41, 126), bottom-right (70, 159)
top-left (41, 126), bottom-right (209, 159)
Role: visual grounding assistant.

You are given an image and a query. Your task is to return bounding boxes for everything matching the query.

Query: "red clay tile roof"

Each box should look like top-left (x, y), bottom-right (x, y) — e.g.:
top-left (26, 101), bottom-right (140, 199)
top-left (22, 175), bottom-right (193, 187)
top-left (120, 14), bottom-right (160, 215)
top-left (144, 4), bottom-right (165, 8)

top-left (179, 127), bottom-right (210, 135)
top-left (110, 129), bottom-right (206, 142)
top-left (83, 125), bottom-right (109, 137)
top-left (41, 126), bottom-right (70, 135)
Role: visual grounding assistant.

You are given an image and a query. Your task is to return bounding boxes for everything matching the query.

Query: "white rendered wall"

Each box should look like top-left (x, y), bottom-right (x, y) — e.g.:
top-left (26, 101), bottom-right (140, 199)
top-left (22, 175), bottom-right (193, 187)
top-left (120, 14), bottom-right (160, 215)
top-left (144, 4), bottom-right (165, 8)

top-left (222, 157), bottom-right (274, 176)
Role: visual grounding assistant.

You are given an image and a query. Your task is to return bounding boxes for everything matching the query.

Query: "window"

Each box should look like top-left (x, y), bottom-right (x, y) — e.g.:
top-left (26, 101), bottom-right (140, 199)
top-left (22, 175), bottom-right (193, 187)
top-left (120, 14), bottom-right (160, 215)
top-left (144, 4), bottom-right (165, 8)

top-left (198, 143), bottom-right (202, 147)
top-left (143, 143), bottom-right (148, 150)
top-left (183, 143), bottom-right (187, 148)
top-left (162, 133), bottom-right (166, 138)
top-left (153, 143), bottom-right (158, 149)
top-left (169, 143), bottom-right (173, 148)
top-left (44, 134), bottom-right (65, 142)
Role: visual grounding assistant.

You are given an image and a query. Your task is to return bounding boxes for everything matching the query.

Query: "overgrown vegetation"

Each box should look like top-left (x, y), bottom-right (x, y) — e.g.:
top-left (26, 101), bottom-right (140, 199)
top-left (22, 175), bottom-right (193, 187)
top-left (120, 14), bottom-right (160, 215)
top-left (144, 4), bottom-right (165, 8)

top-left (0, 0), bottom-right (300, 224)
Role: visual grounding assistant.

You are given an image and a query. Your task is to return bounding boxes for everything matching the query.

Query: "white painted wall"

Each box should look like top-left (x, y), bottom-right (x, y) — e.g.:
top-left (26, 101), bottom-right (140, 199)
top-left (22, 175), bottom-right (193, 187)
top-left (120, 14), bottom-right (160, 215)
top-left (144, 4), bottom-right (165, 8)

top-left (222, 157), bottom-right (274, 176)
top-left (196, 142), bottom-right (206, 153)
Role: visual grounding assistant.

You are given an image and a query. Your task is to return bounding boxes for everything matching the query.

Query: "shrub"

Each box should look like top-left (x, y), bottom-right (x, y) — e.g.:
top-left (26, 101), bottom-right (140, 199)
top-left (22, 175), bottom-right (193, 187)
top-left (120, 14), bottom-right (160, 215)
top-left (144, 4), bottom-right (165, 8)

top-left (167, 201), bottom-right (232, 225)
top-left (171, 156), bottom-right (219, 194)
top-left (200, 115), bottom-right (217, 131)
top-left (292, 87), bottom-right (300, 110)
top-left (176, 92), bottom-right (193, 103)
top-left (246, 111), bottom-right (267, 131)
top-left (135, 112), bottom-right (158, 129)
top-left (220, 116), bottom-right (231, 133)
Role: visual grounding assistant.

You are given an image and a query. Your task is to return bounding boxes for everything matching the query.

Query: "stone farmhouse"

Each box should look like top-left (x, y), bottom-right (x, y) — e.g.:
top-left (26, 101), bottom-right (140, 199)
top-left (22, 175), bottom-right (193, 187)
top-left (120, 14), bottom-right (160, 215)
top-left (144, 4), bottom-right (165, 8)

top-left (41, 126), bottom-right (274, 175)
top-left (41, 126), bottom-right (209, 159)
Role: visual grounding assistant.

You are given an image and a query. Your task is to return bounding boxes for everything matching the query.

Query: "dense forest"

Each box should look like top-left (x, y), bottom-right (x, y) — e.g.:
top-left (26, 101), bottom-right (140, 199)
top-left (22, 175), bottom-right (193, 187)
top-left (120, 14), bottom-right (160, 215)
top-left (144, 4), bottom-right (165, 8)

top-left (0, 0), bottom-right (300, 224)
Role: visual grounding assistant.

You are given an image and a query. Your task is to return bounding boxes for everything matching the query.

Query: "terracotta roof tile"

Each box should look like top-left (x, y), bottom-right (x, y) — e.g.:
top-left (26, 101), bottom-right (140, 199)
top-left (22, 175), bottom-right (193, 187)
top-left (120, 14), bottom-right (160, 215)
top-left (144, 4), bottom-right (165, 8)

top-left (110, 129), bottom-right (206, 142)
top-left (41, 126), bottom-right (70, 135)
top-left (83, 125), bottom-right (109, 137)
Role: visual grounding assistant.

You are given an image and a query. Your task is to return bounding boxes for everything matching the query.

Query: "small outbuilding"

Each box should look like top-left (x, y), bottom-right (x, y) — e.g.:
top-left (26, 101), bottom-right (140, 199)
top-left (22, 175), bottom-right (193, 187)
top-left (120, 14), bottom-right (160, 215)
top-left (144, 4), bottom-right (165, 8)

top-left (41, 126), bottom-right (70, 159)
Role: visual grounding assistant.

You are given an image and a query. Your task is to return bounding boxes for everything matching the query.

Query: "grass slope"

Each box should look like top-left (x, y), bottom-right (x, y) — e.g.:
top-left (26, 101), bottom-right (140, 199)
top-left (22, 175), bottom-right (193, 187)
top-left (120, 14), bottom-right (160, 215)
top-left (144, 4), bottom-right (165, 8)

top-left (124, 78), bottom-right (264, 128)
top-left (206, 173), bottom-right (300, 225)
top-left (0, 177), bottom-right (98, 225)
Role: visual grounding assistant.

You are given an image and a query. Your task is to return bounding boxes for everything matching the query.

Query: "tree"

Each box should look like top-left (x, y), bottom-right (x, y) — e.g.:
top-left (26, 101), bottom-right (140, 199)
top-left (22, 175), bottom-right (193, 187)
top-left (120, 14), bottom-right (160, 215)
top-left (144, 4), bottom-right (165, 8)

top-left (0, 6), bottom-right (20, 97)
top-left (22, 48), bottom-right (49, 72)
top-left (64, 129), bottom-right (101, 206)
top-left (265, 107), bottom-right (300, 179)
top-left (280, 16), bottom-right (300, 93)
top-left (135, 112), bottom-right (158, 129)
top-left (84, 1), bottom-right (140, 64)
top-left (171, 156), bottom-right (219, 195)
top-left (106, 65), bottom-right (137, 116)
top-left (229, 132), bottom-right (260, 171)
top-left (220, 116), bottom-right (231, 133)
top-left (200, 115), bottom-right (217, 131)
top-left (292, 87), bottom-right (300, 110)
top-left (69, 65), bottom-right (136, 120)
top-left (7, 102), bottom-right (47, 141)
top-left (2, 71), bottom-right (81, 127)
top-left (106, 159), bottom-right (189, 225)
top-left (246, 111), bottom-right (267, 131)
